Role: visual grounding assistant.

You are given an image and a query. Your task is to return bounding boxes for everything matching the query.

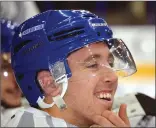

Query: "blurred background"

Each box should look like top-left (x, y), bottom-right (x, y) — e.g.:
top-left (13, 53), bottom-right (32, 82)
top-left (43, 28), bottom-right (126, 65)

top-left (1, 1), bottom-right (155, 98)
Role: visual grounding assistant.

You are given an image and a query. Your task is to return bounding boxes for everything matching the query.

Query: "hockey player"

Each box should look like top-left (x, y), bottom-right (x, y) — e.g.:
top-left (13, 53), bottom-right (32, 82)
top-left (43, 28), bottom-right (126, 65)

top-left (5, 10), bottom-right (137, 127)
top-left (1, 19), bottom-right (23, 126)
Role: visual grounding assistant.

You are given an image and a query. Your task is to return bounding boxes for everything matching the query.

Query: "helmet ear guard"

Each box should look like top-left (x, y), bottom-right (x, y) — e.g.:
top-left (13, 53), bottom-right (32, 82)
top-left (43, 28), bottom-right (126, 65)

top-left (34, 60), bottom-right (69, 109)
top-left (36, 74), bottom-right (68, 109)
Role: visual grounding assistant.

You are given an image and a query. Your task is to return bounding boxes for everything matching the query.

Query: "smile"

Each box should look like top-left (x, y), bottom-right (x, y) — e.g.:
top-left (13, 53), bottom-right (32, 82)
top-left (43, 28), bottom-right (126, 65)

top-left (94, 90), bottom-right (113, 101)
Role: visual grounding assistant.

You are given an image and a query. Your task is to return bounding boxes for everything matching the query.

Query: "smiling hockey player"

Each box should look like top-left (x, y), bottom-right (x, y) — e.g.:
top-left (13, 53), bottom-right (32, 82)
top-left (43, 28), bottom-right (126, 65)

top-left (5, 10), bottom-right (137, 127)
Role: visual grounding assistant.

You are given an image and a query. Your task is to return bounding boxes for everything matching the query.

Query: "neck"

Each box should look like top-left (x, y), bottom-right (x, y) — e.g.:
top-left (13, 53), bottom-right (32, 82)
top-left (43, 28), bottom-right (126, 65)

top-left (42, 105), bottom-right (93, 127)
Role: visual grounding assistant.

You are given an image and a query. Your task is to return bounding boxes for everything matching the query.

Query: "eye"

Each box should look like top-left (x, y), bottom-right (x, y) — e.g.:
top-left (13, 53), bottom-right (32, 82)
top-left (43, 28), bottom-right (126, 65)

top-left (86, 61), bottom-right (98, 69)
top-left (87, 64), bottom-right (98, 68)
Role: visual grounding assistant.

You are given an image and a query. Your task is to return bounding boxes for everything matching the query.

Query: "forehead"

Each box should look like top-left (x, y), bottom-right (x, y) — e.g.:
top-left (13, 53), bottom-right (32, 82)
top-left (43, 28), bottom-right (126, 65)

top-left (68, 42), bottom-right (109, 61)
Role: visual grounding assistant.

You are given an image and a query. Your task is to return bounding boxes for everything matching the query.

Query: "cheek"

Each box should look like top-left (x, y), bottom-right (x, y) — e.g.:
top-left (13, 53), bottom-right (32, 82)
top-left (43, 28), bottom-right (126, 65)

top-left (1, 78), bottom-right (12, 89)
top-left (65, 80), bottom-right (92, 104)
top-left (1, 77), bottom-right (8, 90)
top-left (64, 78), bottom-right (99, 116)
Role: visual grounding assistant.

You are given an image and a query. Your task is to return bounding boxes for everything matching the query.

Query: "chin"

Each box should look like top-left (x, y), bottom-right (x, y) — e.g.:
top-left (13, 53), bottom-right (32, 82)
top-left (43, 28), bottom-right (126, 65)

top-left (94, 97), bottom-right (113, 111)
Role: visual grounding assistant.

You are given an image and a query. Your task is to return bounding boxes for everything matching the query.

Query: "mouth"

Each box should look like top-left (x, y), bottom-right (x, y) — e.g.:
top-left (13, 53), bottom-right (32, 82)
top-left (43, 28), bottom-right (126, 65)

top-left (94, 90), bottom-right (113, 102)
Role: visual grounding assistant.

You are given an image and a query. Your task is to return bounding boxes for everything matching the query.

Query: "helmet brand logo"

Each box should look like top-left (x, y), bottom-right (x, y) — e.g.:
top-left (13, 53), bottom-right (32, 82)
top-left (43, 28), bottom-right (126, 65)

top-left (20, 24), bottom-right (44, 37)
top-left (91, 23), bottom-right (107, 27)
top-left (23, 42), bottom-right (43, 55)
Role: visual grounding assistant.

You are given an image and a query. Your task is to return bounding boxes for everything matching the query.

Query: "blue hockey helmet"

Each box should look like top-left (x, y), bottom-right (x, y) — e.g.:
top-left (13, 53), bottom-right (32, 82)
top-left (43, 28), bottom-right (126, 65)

top-left (11, 10), bottom-right (136, 108)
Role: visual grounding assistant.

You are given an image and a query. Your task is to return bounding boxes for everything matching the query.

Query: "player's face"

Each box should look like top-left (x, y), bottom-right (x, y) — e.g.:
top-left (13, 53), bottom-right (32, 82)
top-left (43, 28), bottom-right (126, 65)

top-left (1, 53), bottom-right (22, 108)
top-left (65, 42), bottom-right (118, 125)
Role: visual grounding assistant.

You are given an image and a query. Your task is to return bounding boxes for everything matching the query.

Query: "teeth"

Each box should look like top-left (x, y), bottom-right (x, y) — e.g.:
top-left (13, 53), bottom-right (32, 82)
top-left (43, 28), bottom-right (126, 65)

top-left (104, 94), bottom-right (106, 98)
top-left (106, 93), bottom-right (109, 98)
top-left (107, 93), bottom-right (111, 98)
top-left (100, 93), bottom-right (103, 98)
top-left (107, 93), bottom-right (110, 98)
top-left (96, 93), bottom-right (112, 99)
top-left (109, 93), bottom-right (112, 98)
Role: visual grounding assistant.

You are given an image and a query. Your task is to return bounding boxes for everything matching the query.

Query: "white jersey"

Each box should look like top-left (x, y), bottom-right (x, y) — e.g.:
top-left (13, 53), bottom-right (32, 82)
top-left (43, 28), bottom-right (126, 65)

top-left (4, 107), bottom-right (77, 127)
top-left (113, 93), bottom-right (155, 127)
top-left (1, 106), bottom-right (24, 127)
top-left (1, 98), bottom-right (30, 127)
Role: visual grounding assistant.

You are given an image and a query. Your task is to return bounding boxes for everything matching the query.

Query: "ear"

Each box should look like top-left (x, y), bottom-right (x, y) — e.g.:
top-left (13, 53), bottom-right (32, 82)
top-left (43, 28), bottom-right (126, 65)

top-left (37, 70), bottom-right (61, 97)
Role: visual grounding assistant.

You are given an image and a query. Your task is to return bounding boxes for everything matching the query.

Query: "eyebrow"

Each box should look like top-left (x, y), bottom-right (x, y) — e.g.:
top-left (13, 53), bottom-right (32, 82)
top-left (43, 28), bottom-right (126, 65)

top-left (83, 54), bottom-right (101, 63)
top-left (83, 52), bottom-right (113, 63)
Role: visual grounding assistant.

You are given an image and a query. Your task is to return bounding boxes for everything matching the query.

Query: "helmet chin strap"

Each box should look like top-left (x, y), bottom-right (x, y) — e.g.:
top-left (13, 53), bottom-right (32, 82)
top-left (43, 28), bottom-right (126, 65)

top-left (37, 74), bottom-right (68, 109)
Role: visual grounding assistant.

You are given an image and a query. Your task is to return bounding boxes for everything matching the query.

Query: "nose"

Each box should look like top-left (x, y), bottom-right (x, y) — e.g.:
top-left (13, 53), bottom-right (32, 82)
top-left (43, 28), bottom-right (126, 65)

top-left (99, 66), bottom-right (118, 85)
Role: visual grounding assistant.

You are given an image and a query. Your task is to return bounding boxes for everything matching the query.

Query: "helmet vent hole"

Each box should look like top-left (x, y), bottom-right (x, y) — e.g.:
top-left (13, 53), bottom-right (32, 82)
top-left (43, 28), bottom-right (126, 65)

top-left (97, 32), bottom-right (101, 36)
top-left (28, 86), bottom-right (32, 90)
top-left (53, 26), bottom-right (84, 37)
top-left (48, 26), bottom-right (85, 42)
top-left (17, 74), bottom-right (24, 81)
top-left (14, 40), bottom-right (32, 53)
top-left (82, 13), bottom-right (96, 18)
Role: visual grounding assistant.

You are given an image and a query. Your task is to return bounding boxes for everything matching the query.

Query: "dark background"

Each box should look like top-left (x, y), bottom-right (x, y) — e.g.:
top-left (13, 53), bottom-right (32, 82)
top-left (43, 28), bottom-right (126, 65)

top-left (35, 1), bottom-right (155, 25)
